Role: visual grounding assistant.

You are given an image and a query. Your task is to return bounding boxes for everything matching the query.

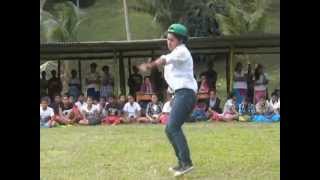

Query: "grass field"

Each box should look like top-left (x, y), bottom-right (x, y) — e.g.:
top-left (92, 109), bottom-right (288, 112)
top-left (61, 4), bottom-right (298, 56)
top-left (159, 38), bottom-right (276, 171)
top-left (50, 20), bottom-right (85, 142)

top-left (40, 122), bottom-right (280, 180)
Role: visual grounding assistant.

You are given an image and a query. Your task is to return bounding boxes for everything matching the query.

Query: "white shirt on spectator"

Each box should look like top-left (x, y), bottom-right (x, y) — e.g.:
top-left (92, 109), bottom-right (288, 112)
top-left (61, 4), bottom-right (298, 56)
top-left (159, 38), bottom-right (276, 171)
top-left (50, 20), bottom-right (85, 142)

top-left (40, 106), bottom-right (54, 123)
top-left (223, 99), bottom-right (235, 114)
top-left (123, 102), bottom-right (141, 118)
top-left (81, 104), bottom-right (99, 114)
top-left (269, 99), bottom-right (280, 111)
top-left (161, 44), bottom-right (198, 93)
top-left (162, 101), bottom-right (172, 113)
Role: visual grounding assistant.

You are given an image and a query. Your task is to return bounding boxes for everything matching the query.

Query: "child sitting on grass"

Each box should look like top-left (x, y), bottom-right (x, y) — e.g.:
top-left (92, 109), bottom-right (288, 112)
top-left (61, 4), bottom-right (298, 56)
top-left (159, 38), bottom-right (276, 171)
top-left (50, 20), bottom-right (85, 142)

top-left (211, 94), bottom-right (239, 122)
top-left (145, 94), bottom-right (163, 123)
top-left (40, 98), bottom-right (56, 128)
top-left (191, 99), bottom-right (208, 121)
top-left (54, 95), bottom-right (81, 125)
top-left (252, 96), bottom-right (280, 122)
top-left (122, 95), bottom-right (148, 123)
top-left (159, 93), bottom-right (172, 125)
top-left (101, 96), bottom-right (124, 125)
top-left (79, 96), bottom-right (101, 125)
top-left (238, 96), bottom-right (255, 122)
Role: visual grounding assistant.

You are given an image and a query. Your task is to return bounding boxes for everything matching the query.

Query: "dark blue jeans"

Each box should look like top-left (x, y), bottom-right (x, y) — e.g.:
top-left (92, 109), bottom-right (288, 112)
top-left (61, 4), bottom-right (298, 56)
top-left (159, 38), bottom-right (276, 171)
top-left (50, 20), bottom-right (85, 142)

top-left (165, 88), bottom-right (196, 166)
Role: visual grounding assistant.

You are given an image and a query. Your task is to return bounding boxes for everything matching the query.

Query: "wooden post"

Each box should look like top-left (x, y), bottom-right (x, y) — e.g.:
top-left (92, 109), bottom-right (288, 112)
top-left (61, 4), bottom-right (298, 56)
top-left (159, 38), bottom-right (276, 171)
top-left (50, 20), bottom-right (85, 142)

top-left (78, 60), bottom-right (82, 92)
top-left (58, 60), bottom-right (61, 78)
top-left (226, 47), bottom-right (234, 96)
top-left (128, 57), bottom-right (132, 76)
top-left (119, 52), bottom-right (126, 95)
top-left (113, 51), bottom-right (118, 95)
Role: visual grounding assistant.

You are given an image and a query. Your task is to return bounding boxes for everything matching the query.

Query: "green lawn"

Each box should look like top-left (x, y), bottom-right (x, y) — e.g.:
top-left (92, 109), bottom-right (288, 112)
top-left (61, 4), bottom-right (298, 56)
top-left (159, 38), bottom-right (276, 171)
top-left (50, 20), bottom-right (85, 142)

top-left (40, 122), bottom-right (280, 180)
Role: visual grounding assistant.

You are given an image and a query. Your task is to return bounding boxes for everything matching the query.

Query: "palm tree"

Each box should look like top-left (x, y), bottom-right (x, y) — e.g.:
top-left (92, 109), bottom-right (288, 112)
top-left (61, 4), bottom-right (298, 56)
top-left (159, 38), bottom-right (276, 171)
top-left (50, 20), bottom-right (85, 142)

top-left (214, 0), bottom-right (269, 35)
top-left (40, 1), bottom-right (85, 93)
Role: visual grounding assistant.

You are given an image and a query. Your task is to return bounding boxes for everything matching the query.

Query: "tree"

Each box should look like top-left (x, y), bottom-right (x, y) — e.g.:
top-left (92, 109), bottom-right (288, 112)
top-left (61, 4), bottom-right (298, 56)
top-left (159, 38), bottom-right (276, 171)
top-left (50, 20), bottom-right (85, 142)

top-left (40, 1), bottom-right (85, 93)
top-left (214, 0), bottom-right (269, 35)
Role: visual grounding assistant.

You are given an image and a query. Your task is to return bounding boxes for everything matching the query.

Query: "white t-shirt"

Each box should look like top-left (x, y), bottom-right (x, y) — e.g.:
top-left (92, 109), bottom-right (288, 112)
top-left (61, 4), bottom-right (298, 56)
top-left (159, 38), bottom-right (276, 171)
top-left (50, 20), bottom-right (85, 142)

top-left (269, 99), bottom-right (280, 111)
top-left (162, 101), bottom-right (172, 113)
top-left (223, 99), bottom-right (235, 114)
top-left (86, 72), bottom-right (100, 90)
top-left (81, 104), bottom-right (99, 114)
top-left (75, 101), bottom-right (87, 110)
top-left (161, 44), bottom-right (198, 93)
top-left (40, 106), bottom-right (54, 123)
top-left (123, 102), bottom-right (141, 118)
top-left (233, 71), bottom-right (247, 89)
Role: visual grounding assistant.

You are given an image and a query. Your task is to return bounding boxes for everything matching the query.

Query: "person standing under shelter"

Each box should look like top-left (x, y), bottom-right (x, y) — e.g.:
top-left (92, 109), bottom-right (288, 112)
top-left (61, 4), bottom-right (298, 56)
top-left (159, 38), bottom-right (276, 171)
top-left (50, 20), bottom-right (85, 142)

top-left (85, 63), bottom-right (100, 101)
top-left (40, 71), bottom-right (48, 99)
top-left (48, 70), bottom-right (62, 102)
top-left (100, 65), bottom-right (114, 99)
top-left (68, 69), bottom-right (81, 101)
top-left (200, 61), bottom-right (218, 90)
top-left (127, 65), bottom-right (143, 97)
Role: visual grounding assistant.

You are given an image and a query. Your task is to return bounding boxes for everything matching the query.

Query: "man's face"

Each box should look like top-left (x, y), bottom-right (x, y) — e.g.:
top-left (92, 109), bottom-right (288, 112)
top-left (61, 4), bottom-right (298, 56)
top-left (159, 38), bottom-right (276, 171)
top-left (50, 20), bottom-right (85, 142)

top-left (151, 95), bottom-right (158, 103)
top-left (145, 78), bottom-right (150, 84)
top-left (87, 98), bottom-right (93, 105)
top-left (128, 96), bottom-right (134, 103)
top-left (201, 75), bottom-right (206, 82)
top-left (54, 96), bottom-right (61, 103)
top-left (62, 97), bottom-right (69, 106)
top-left (41, 101), bottom-right (48, 109)
top-left (69, 96), bottom-right (74, 103)
top-left (120, 96), bottom-right (126, 102)
top-left (108, 97), bottom-right (114, 103)
top-left (100, 98), bottom-right (106, 105)
top-left (210, 91), bottom-right (216, 98)
top-left (78, 95), bottom-right (84, 102)
top-left (166, 33), bottom-right (180, 51)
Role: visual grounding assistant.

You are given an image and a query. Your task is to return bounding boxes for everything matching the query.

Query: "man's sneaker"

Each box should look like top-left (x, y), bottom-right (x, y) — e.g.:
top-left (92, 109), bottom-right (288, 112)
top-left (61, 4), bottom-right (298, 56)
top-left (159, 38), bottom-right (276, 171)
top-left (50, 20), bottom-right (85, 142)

top-left (173, 165), bottom-right (194, 177)
top-left (168, 165), bottom-right (181, 172)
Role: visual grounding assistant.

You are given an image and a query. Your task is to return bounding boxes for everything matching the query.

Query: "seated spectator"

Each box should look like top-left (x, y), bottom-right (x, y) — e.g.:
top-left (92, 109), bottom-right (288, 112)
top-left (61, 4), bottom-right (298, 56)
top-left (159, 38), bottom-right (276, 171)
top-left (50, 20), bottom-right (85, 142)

top-left (268, 92), bottom-right (280, 114)
top-left (118, 95), bottom-right (127, 116)
top-left (145, 94), bottom-right (163, 123)
top-left (252, 96), bottom-right (280, 122)
top-left (238, 96), bottom-right (255, 122)
top-left (198, 75), bottom-right (210, 93)
top-left (191, 99), bottom-right (208, 121)
top-left (233, 62), bottom-right (248, 107)
top-left (102, 96), bottom-right (124, 125)
top-left (54, 95), bottom-right (82, 125)
top-left (68, 69), bottom-right (81, 101)
top-left (79, 96), bottom-right (101, 125)
top-left (122, 95), bottom-right (147, 123)
top-left (40, 98), bottom-right (56, 128)
top-left (159, 94), bottom-right (172, 125)
top-left (49, 94), bottom-right (62, 117)
top-left (206, 90), bottom-right (222, 118)
top-left (211, 94), bottom-right (238, 122)
top-left (140, 76), bottom-right (153, 94)
top-left (97, 96), bottom-right (108, 118)
top-left (75, 93), bottom-right (86, 110)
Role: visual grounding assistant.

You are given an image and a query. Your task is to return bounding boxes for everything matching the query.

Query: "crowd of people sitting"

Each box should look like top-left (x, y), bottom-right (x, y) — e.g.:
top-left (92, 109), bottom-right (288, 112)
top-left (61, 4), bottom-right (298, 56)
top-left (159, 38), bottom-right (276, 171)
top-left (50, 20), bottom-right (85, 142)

top-left (40, 61), bottom-right (280, 128)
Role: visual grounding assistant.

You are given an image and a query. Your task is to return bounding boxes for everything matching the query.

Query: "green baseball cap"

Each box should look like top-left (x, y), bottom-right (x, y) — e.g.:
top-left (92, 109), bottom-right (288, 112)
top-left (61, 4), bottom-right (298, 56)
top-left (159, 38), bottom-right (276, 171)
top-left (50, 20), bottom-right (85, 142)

top-left (167, 23), bottom-right (188, 37)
